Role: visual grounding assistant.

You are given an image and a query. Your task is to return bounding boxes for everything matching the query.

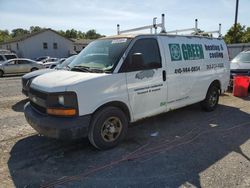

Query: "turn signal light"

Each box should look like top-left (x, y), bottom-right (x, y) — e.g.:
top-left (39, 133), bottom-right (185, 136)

top-left (47, 108), bottom-right (76, 116)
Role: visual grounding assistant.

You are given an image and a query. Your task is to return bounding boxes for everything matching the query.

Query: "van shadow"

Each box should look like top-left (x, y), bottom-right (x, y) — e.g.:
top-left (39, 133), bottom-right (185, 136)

top-left (8, 103), bottom-right (250, 188)
top-left (12, 99), bottom-right (29, 112)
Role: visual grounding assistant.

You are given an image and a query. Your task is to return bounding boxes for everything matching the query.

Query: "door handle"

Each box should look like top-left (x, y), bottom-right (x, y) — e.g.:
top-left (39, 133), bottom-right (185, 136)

top-left (162, 70), bottom-right (166, 81)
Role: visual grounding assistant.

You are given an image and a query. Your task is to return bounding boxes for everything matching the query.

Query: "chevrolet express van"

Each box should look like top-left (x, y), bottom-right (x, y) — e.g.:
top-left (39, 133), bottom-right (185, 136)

top-left (24, 34), bottom-right (230, 149)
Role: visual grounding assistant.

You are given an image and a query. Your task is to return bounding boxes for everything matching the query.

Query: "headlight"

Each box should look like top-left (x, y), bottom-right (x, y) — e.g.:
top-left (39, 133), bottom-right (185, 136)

top-left (58, 95), bottom-right (65, 105)
top-left (46, 92), bottom-right (78, 117)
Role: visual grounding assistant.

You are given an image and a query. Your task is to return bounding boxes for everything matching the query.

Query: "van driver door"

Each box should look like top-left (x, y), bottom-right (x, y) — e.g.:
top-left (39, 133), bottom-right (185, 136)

top-left (119, 37), bottom-right (167, 121)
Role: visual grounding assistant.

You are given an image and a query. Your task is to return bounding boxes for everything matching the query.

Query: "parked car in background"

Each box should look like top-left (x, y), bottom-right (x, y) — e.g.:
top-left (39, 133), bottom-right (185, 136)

top-left (229, 50), bottom-right (250, 88)
top-left (230, 50), bottom-right (250, 77)
top-left (22, 55), bottom-right (76, 96)
top-left (35, 56), bottom-right (50, 63)
top-left (44, 58), bottom-right (65, 69)
top-left (0, 49), bottom-right (11, 53)
top-left (0, 58), bottom-right (44, 77)
top-left (0, 53), bottom-right (18, 64)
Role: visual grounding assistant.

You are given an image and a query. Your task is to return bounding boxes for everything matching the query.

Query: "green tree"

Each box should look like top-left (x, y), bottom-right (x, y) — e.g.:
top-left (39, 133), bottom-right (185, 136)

top-left (11, 28), bottom-right (29, 38)
top-left (242, 27), bottom-right (250, 43)
top-left (224, 23), bottom-right (246, 44)
top-left (30, 26), bottom-right (43, 33)
top-left (0, 27), bottom-right (105, 42)
top-left (57, 30), bottom-right (66, 37)
top-left (65, 29), bottom-right (78, 39)
top-left (85, 29), bottom-right (103, 39)
top-left (77, 31), bottom-right (85, 39)
top-left (0, 30), bottom-right (11, 42)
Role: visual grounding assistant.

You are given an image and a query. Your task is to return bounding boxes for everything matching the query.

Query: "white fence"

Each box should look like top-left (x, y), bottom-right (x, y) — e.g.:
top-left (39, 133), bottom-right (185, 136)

top-left (227, 43), bottom-right (250, 60)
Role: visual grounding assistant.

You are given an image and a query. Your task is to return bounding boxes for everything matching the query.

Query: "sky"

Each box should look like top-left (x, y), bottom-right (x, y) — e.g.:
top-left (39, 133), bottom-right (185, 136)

top-left (0, 0), bottom-right (249, 36)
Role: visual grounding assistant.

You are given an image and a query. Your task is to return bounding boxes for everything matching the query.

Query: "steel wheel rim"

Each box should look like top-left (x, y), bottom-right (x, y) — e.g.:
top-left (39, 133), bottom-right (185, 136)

top-left (101, 116), bottom-right (122, 142)
top-left (209, 90), bottom-right (218, 107)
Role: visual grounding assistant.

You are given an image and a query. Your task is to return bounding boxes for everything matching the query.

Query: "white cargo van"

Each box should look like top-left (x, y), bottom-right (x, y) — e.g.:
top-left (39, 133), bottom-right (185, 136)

top-left (24, 16), bottom-right (230, 149)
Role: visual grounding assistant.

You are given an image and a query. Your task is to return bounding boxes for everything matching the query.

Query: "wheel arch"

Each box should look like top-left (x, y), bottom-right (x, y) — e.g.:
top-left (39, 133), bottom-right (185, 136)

top-left (208, 80), bottom-right (221, 94)
top-left (93, 101), bottom-right (131, 122)
top-left (30, 67), bottom-right (38, 71)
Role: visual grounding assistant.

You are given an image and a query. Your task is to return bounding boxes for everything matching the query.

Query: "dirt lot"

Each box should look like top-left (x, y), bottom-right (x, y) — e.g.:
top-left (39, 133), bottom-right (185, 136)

top-left (0, 75), bottom-right (250, 188)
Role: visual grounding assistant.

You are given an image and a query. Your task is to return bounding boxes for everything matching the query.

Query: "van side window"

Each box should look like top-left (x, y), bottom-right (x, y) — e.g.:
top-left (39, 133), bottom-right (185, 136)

top-left (120, 38), bottom-right (161, 72)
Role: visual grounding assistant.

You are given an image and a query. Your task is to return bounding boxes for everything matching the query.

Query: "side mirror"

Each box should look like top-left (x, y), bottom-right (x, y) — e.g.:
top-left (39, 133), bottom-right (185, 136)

top-left (131, 53), bottom-right (144, 70)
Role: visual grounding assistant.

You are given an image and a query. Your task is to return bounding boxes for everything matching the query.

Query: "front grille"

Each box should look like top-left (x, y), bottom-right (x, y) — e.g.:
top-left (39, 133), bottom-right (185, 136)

top-left (29, 88), bottom-right (48, 114)
top-left (30, 101), bottom-right (46, 114)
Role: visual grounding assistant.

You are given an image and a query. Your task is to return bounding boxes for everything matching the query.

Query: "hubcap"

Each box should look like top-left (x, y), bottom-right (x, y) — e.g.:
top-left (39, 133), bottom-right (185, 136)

top-left (209, 90), bottom-right (218, 107)
top-left (101, 116), bottom-right (122, 142)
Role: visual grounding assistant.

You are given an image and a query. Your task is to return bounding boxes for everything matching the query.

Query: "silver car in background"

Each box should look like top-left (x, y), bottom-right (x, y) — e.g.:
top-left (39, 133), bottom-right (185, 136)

top-left (0, 53), bottom-right (18, 64)
top-left (22, 55), bottom-right (76, 96)
top-left (0, 58), bottom-right (44, 77)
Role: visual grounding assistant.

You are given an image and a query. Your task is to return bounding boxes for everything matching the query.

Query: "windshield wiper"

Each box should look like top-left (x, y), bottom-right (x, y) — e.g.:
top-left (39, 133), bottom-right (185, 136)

top-left (71, 65), bottom-right (93, 72)
top-left (70, 65), bottom-right (112, 73)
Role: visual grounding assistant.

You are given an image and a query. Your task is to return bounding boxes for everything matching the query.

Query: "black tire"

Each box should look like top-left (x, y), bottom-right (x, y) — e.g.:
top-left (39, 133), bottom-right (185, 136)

top-left (88, 106), bottom-right (128, 150)
top-left (0, 70), bottom-right (3, 77)
top-left (201, 85), bottom-right (220, 112)
top-left (31, 68), bottom-right (38, 72)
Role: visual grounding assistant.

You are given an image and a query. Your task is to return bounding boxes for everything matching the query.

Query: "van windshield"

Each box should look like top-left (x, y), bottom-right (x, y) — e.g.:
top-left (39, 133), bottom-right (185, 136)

top-left (69, 38), bottom-right (131, 72)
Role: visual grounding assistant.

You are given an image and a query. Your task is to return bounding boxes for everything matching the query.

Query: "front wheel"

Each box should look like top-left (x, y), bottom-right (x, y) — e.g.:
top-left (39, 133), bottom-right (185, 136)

top-left (88, 106), bottom-right (128, 150)
top-left (0, 70), bottom-right (3, 77)
top-left (201, 85), bottom-right (219, 112)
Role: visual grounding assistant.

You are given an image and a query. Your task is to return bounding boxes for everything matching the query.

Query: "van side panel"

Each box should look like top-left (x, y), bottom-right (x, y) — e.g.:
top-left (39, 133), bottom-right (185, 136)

top-left (159, 36), bottom-right (229, 110)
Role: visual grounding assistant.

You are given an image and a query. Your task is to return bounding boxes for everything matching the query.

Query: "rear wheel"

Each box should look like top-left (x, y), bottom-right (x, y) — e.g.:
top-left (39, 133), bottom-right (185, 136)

top-left (88, 106), bottom-right (128, 150)
top-left (0, 70), bottom-right (3, 77)
top-left (201, 85), bottom-right (219, 111)
top-left (31, 68), bottom-right (38, 72)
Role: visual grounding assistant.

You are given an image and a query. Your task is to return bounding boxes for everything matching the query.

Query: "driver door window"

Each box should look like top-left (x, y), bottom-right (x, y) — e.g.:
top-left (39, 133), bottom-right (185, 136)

top-left (120, 38), bottom-right (162, 72)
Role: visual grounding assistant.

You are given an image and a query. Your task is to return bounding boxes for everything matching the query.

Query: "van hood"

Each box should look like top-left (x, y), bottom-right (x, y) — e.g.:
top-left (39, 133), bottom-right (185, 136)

top-left (31, 70), bottom-right (108, 92)
top-left (22, 69), bottom-right (54, 79)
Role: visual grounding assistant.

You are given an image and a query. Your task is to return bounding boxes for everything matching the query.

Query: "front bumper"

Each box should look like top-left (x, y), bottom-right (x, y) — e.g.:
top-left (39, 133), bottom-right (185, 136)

top-left (24, 102), bottom-right (91, 139)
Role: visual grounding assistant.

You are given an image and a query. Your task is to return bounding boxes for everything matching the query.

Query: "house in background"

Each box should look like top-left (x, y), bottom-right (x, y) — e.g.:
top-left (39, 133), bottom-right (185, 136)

top-left (0, 29), bottom-right (82, 59)
top-left (72, 39), bottom-right (93, 53)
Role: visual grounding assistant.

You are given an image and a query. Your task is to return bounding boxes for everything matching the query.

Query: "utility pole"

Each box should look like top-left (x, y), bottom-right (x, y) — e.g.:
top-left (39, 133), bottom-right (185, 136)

top-left (233, 0), bottom-right (239, 43)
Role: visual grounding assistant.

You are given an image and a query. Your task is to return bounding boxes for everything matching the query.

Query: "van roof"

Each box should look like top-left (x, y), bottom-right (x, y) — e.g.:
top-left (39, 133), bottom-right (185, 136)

top-left (101, 33), bottom-right (223, 40)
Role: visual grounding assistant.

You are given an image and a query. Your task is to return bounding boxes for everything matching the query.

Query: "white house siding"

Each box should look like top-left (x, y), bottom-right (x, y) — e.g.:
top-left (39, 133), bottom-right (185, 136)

top-left (0, 30), bottom-right (74, 59)
top-left (20, 30), bottom-right (73, 59)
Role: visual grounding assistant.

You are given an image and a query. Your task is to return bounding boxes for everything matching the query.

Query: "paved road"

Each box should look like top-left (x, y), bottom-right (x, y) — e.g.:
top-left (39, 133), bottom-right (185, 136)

top-left (0, 76), bottom-right (250, 188)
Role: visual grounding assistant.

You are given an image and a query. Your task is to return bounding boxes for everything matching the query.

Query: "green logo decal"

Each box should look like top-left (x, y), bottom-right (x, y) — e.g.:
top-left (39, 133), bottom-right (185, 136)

top-left (169, 44), bottom-right (182, 61)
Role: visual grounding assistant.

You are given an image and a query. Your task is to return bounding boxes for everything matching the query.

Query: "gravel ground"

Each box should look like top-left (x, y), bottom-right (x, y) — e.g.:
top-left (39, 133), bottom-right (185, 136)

top-left (0, 75), bottom-right (250, 188)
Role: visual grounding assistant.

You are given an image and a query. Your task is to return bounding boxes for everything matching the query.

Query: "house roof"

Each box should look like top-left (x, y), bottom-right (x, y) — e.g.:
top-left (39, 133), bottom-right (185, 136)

top-left (72, 39), bottom-right (94, 45)
top-left (0, 29), bottom-right (74, 45)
